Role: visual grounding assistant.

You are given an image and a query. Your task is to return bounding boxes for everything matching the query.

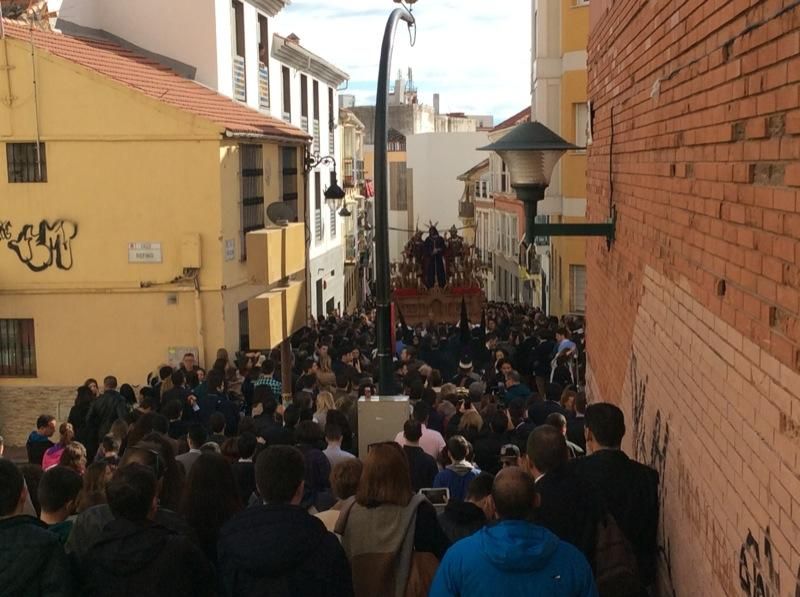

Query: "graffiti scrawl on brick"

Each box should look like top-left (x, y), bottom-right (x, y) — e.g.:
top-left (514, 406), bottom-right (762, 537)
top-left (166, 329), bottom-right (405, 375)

top-left (8, 219), bottom-right (78, 272)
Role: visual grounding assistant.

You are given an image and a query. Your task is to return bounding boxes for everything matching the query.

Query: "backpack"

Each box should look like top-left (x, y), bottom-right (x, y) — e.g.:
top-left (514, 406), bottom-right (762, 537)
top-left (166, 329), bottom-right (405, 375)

top-left (593, 512), bottom-right (645, 597)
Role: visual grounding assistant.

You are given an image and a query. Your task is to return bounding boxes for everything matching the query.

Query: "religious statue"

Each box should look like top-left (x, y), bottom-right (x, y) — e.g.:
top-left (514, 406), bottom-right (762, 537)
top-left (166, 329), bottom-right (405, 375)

top-left (423, 226), bottom-right (447, 288)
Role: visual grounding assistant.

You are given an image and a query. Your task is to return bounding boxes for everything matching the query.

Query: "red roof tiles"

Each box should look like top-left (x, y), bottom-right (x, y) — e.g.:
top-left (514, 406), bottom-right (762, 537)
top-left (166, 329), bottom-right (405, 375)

top-left (491, 106), bottom-right (531, 132)
top-left (2, 20), bottom-right (309, 141)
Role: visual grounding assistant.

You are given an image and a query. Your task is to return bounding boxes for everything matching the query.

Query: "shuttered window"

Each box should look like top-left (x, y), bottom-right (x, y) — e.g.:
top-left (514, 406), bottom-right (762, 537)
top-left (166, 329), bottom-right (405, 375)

top-left (570, 265), bottom-right (587, 313)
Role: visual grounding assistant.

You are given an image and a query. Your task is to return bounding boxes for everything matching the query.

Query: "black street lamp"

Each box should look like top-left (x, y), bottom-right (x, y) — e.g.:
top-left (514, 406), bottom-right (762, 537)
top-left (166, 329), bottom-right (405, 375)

top-left (480, 121), bottom-right (616, 248)
top-left (373, 1), bottom-right (416, 395)
top-left (305, 152), bottom-right (350, 214)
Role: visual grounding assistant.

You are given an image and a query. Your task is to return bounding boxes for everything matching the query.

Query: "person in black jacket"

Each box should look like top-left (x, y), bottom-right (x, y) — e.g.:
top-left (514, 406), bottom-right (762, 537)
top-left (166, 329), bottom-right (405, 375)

top-left (79, 463), bottom-right (214, 597)
top-left (218, 446), bottom-right (354, 597)
top-left (437, 472), bottom-right (493, 543)
top-left (401, 420), bottom-right (438, 492)
top-left (0, 458), bottom-right (74, 597)
top-left (571, 403), bottom-right (659, 589)
top-left (472, 411), bottom-right (510, 475)
top-left (84, 376), bottom-right (129, 460)
top-left (526, 425), bottom-right (601, 562)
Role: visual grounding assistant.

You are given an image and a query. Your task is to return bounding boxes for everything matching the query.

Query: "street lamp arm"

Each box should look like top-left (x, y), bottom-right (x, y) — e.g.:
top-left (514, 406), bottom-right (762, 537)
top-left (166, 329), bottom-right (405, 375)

top-left (374, 6), bottom-right (415, 395)
top-left (305, 152), bottom-right (337, 172)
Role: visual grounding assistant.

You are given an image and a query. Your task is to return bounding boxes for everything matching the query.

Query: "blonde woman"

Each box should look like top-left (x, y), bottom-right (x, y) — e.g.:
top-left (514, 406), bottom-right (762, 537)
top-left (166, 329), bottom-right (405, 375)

top-left (313, 390), bottom-right (336, 429)
top-left (458, 410), bottom-right (484, 445)
top-left (317, 353), bottom-right (336, 390)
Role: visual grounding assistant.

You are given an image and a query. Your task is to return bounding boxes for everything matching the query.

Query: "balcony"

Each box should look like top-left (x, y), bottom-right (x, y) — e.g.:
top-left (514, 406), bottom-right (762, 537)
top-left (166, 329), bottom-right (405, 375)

top-left (458, 201), bottom-right (475, 219)
top-left (258, 64), bottom-right (270, 111)
top-left (233, 55), bottom-right (246, 102)
top-left (342, 158), bottom-right (364, 188)
top-left (313, 119), bottom-right (320, 154)
top-left (301, 115), bottom-right (309, 133)
top-left (329, 125), bottom-right (335, 155)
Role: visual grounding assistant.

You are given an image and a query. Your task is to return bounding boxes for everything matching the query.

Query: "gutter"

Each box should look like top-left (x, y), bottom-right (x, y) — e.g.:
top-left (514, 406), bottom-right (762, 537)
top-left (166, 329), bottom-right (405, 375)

top-left (224, 130), bottom-right (310, 144)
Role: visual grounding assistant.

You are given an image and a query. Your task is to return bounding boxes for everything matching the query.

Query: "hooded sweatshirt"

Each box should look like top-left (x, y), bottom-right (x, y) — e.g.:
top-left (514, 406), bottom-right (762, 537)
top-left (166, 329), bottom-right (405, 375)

top-left (433, 461), bottom-right (481, 502)
top-left (79, 518), bottom-right (214, 597)
top-left (26, 431), bottom-right (54, 466)
top-left (429, 520), bottom-right (598, 597)
top-left (0, 515), bottom-right (73, 597)
top-left (217, 503), bottom-right (353, 597)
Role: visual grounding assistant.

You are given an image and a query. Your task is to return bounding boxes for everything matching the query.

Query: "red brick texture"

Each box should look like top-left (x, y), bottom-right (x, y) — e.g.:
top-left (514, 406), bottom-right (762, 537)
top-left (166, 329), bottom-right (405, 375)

top-left (587, 0), bottom-right (800, 593)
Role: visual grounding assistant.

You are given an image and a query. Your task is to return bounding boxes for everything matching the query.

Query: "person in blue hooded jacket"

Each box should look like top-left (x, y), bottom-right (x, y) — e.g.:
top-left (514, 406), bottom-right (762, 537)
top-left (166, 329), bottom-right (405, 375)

top-left (429, 466), bottom-right (597, 597)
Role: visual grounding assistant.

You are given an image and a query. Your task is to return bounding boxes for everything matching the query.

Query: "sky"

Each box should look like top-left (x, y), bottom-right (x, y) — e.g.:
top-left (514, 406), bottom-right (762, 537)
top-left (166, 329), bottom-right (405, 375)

top-left (273, 0), bottom-right (532, 124)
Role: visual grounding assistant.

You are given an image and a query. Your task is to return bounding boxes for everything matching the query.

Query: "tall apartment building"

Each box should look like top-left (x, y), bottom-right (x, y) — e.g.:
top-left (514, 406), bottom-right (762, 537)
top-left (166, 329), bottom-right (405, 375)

top-left (531, 0), bottom-right (589, 315)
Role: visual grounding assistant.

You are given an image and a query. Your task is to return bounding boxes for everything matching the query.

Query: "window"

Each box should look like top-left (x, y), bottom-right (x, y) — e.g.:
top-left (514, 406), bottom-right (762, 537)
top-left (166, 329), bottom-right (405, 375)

top-left (280, 146), bottom-right (298, 219)
top-left (231, 1), bottom-right (246, 101)
top-left (575, 102), bottom-right (589, 148)
top-left (534, 215), bottom-right (549, 246)
top-left (313, 80), bottom-right (320, 120)
top-left (328, 87), bottom-right (334, 131)
top-left (314, 171), bottom-right (322, 241)
top-left (240, 144), bottom-right (264, 259)
top-left (232, 1), bottom-right (245, 57)
top-left (500, 160), bottom-right (509, 193)
top-left (570, 265), bottom-right (587, 312)
top-left (7, 142), bottom-right (46, 183)
top-left (480, 179), bottom-right (488, 197)
top-left (0, 319), bottom-right (36, 377)
top-left (238, 303), bottom-right (249, 351)
top-left (300, 74), bottom-right (308, 118)
top-left (257, 14), bottom-right (270, 110)
top-left (281, 66), bottom-right (291, 118)
top-left (257, 14), bottom-right (269, 65)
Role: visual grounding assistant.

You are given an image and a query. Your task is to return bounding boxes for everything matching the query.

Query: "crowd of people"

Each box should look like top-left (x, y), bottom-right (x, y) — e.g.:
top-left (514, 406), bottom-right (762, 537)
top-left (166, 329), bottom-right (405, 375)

top-left (1, 302), bottom-right (659, 597)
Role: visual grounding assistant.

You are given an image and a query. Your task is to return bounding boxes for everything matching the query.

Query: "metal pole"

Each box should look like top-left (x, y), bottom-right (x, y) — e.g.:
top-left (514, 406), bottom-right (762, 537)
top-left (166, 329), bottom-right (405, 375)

top-left (374, 7), bottom-right (414, 395)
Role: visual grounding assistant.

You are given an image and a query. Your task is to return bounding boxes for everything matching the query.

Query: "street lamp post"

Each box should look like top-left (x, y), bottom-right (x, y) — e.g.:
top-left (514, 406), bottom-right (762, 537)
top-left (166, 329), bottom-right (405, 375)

top-left (374, 3), bottom-right (416, 395)
top-left (480, 121), bottom-right (616, 248)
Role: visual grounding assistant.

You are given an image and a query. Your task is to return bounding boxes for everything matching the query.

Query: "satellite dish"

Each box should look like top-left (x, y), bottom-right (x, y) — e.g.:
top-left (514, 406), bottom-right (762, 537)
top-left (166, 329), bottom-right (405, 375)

top-left (266, 202), bottom-right (295, 226)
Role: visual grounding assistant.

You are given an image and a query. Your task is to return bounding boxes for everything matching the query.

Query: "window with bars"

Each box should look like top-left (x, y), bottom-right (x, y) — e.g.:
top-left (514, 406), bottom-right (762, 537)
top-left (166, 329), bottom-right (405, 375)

top-left (282, 66), bottom-right (291, 119)
top-left (0, 319), bottom-right (36, 377)
top-left (240, 144), bottom-right (264, 260)
top-left (7, 142), bottom-right (47, 183)
top-left (314, 171), bottom-right (323, 241)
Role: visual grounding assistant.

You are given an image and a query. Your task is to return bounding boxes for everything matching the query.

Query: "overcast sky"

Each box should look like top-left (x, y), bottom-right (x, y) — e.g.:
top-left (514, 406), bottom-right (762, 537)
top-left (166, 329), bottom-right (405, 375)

top-left (273, 0), bottom-right (531, 123)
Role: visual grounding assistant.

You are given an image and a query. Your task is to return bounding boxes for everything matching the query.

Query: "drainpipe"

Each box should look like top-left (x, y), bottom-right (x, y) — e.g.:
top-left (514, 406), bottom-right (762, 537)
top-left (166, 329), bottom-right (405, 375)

top-left (192, 274), bottom-right (206, 367)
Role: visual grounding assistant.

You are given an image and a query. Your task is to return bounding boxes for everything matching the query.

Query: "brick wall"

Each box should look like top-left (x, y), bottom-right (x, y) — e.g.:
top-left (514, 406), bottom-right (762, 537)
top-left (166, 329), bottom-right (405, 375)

top-left (587, 0), bottom-right (800, 594)
top-left (0, 387), bottom-right (75, 446)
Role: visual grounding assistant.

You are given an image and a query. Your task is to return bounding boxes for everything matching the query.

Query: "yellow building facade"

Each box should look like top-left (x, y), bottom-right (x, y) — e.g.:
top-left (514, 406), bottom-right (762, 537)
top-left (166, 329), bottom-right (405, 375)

top-left (0, 25), bottom-right (307, 443)
top-left (535, 0), bottom-right (589, 316)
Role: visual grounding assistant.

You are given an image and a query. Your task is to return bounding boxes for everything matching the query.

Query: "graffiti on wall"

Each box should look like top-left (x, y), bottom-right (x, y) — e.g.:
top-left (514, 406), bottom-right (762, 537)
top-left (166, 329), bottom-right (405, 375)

top-left (739, 528), bottom-right (782, 597)
top-left (2, 219), bottom-right (78, 271)
top-left (630, 353), bottom-right (648, 462)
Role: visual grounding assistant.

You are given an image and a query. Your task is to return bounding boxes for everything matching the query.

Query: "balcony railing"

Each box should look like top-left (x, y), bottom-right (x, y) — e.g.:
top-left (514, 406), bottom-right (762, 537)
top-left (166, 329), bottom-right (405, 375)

top-left (313, 119), bottom-right (320, 154)
top-left (301, 115), bottom-right (309, 133)
top-left (458, 201), bottom-right (475, 219)
top-left (329, 125), bottom-right (335, 155)
top-left (258, 64), bottom-right (269, 111)
top-left (314, 209), bottom-right (322, 241)
top-left (342, 158), bottom-right (365, 188)
top-left (233, 55), bottom-right (246, 102)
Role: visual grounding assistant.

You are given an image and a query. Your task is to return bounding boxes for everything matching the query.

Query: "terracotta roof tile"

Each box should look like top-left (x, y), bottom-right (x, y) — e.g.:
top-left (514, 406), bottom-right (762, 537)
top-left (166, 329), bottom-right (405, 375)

top-left (491, 106), bottom-right (531, 132)
top-left (2, 20), bottom-right (309, 141)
